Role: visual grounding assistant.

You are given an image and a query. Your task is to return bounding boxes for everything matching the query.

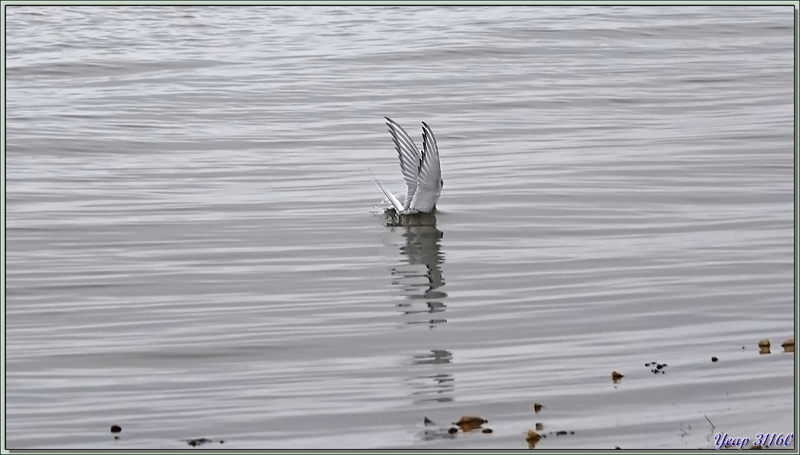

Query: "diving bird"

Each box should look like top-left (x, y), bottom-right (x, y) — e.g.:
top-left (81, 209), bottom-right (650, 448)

top-left (373, 117), bottom-right (443, 215)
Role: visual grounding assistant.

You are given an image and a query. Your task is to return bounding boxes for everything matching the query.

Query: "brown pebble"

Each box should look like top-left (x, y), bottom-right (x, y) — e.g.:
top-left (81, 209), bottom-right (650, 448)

top-left (611, 371), bottom-right (624, 382)
top-left (711, 356), bottom-right (718, 362)
top-left (110, 425), bottom-right (122, 433)
top-left (535, 422), bottom-right (544, 430)
top-left (758, 338), bottom-right (770, 354)
top-left (456, 415), bottom-right (486, 425)
top-left (482, 428), bottom-right (493, 434)
top-left (455, 415), bottom-right (487, 432)
top-left (526, 430), bottom-right (542, 449)
top-left (781, 338), bottom-right (794, 353)
top-left (751, 444), bottom-right (762, 449)
top-left (533, 402), bottom-right (543, 413)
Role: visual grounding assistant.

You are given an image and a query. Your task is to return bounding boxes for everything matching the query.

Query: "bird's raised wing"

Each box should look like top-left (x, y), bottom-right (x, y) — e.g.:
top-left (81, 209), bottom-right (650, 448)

top-left (385, 117), bottom-right (421, 211)
top-left (419, 121), bottom-right (441, 189)
top-left (410, 121), bottom-right (442, 212)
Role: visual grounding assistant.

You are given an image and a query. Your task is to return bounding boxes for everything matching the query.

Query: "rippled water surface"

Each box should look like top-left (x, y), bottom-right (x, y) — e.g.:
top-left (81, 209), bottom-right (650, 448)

top-left (5, 5), bottom-right (796, 449)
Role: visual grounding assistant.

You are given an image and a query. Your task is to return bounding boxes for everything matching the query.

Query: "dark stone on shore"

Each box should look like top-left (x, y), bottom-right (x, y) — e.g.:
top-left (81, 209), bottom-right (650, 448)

top-left (186, 438), bottom-right (213, 447)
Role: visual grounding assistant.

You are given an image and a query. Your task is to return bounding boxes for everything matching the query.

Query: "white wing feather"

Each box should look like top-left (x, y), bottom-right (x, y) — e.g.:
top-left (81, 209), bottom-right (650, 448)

top-left (385, 117), bottom-right (421, 211)
top-left (409, 121), bottom-right (442, 212)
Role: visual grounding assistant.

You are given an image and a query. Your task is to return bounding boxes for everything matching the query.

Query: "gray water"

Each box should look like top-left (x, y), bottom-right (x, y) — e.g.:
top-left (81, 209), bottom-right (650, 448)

top-left (5, 5), bottom-right (796, 450)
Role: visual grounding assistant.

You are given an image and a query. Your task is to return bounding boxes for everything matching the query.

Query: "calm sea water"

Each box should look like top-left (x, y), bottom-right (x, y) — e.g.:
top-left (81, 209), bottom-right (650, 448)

top-left (5, 5), bottom-right (796, 450)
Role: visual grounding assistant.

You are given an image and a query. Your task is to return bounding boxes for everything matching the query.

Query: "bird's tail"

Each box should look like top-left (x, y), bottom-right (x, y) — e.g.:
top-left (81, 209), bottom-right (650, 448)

top-left (369, 168), bottom-right (404, 213)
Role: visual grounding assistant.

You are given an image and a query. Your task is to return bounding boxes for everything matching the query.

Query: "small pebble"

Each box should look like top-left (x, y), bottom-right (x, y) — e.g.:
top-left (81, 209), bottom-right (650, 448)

top-left (456, 416), bottom-right (487, 425)
top-left (711, 356), bottom-right (718, 362)
top-left (448, 427), bottom-right (458, 434)
top-left (110, 425), bottom-right (122, 433)
top-left (455, 415), bottom-right (487, 432)
top-left (482, 428), bottom-right (493, 434)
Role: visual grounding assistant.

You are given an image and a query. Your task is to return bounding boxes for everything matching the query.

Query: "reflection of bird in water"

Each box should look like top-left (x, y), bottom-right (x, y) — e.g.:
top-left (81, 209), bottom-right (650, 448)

top-left (377, 199), bottom-right (454, 408)
top-left (412, 349), bottom-right (453, 365)
top-left (406, 350), bottom-right (455, 405)
top-left (390, 218), bottom-right (448, 324)
top-left (372, 117), bottom-right (443, 215)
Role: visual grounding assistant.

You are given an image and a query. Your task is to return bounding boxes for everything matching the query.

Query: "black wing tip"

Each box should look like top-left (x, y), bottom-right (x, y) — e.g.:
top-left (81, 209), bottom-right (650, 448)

top-left (421, 121), bottom-right (430, 138)
top-left (422, 121), bottom-right (437, 152)
top-left (385, 117), bottom-right (398, 132)
top-left (422, 122), bottom-right (435, 140)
